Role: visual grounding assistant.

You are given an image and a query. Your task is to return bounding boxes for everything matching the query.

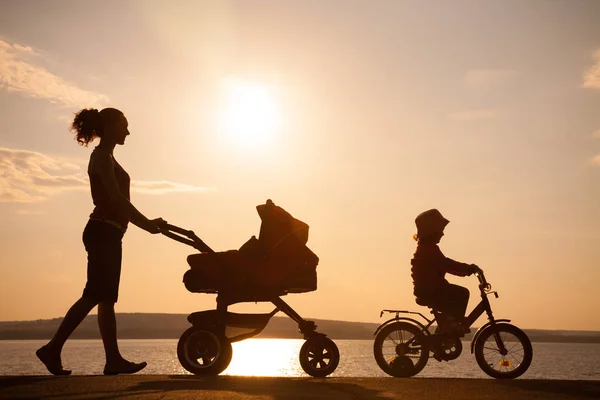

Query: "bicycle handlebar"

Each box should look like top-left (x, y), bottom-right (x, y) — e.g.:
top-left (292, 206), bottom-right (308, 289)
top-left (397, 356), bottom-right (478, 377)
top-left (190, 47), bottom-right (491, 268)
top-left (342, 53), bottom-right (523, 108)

top-left (475, 269), bottom-right (492, 292)
top-left (159, 223), bottom-right (214, 253)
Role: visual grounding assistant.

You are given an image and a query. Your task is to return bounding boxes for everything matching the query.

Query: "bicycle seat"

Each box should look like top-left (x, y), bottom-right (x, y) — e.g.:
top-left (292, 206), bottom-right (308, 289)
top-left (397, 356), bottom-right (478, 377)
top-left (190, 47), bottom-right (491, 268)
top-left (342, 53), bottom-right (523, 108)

top-left (415, 297), bottom-right (435, 308)
top-left (415, 297), bottom-right (427, 306)
top-left (415, 298), bottom-right (444, 320)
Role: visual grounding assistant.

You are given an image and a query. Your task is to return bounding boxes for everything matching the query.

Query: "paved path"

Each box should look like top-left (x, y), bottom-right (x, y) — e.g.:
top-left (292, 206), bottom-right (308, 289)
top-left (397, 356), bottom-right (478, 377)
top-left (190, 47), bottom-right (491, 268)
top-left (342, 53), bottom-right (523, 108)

top-left (2, 376), bottom-right (599, 400)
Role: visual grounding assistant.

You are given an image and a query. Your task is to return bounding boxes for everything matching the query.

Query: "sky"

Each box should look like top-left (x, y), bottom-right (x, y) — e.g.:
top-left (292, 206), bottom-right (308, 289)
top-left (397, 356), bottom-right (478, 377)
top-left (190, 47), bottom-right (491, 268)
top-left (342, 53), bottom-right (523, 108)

top-left (1, 0), bottom-right (600, 331)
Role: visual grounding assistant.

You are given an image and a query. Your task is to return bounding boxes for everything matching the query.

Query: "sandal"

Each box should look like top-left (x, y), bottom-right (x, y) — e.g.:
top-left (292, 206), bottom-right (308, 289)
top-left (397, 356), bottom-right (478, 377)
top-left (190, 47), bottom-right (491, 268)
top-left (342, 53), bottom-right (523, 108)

top-left (36, 346), bottom-right (72, 376)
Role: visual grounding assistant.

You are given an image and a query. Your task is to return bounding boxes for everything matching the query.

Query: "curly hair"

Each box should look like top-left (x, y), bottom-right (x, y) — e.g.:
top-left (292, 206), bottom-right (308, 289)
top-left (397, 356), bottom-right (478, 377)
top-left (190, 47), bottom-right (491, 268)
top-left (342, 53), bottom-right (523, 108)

top-left (70, 108), bottom-right (101, 146)
top-left (70, 108), bottom-right (123, 146)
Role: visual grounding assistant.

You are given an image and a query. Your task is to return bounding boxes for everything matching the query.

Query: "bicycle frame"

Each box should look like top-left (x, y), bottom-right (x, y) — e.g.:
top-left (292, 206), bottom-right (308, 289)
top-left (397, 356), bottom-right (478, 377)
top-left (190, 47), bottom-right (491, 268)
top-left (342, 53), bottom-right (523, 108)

top-left (463, 270), bottom-right (498, 328)
top-left (466, 270), bottom-right (511, 354)
top-left (375, 270), bottom-right (510, 354)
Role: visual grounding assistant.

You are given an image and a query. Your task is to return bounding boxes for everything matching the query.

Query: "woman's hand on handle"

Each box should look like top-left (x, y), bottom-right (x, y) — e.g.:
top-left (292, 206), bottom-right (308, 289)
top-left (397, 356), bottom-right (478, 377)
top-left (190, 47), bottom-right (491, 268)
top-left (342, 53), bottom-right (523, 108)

top-left (145, 218), bottom-right (167, 234)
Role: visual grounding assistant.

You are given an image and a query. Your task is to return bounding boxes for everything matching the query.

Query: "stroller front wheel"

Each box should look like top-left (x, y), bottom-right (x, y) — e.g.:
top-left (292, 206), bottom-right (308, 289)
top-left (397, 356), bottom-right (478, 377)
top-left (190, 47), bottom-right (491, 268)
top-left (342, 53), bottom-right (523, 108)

top-left (177, 327), bottom-right (233, 375)
top-left (299, 336), bottom-right (339, 377)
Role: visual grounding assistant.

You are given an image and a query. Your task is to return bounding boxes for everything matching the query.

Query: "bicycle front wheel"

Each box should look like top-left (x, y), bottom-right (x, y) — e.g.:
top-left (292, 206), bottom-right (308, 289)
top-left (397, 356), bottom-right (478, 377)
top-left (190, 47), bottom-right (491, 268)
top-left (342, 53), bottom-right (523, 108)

top-left (474, 323), bottom-right (533, 379)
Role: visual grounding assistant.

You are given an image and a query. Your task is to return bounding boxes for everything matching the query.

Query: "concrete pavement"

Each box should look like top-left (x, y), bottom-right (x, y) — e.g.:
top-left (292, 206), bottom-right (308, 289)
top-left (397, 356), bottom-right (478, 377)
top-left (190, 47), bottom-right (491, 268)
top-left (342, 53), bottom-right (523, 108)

top-left (1, 375), bottom-right (599, 399)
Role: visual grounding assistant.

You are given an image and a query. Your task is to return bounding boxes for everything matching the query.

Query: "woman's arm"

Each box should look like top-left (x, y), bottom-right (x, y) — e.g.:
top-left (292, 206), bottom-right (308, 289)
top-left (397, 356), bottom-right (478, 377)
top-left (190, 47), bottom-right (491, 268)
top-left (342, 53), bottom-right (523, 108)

top-left (90, 150), bottom-right (159, 233)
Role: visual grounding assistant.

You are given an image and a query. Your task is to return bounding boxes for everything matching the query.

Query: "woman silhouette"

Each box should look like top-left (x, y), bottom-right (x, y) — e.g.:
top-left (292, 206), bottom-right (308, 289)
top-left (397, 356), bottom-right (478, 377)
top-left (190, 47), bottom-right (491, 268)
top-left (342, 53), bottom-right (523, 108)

top-left (36, 108), bottom-right (165, 375)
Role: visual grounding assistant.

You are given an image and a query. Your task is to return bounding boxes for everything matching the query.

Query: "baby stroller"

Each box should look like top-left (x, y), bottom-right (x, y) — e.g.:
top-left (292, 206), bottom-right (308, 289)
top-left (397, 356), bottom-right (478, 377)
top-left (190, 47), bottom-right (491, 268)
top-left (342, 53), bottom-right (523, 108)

top-left (161, 199), bottom-right (340, 377)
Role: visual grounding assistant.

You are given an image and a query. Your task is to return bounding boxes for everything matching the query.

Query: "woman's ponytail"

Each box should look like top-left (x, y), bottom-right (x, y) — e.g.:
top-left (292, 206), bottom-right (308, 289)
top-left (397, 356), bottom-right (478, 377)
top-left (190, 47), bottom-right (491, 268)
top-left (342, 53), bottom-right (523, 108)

top-left (70, 108), bottom-right (102, 146)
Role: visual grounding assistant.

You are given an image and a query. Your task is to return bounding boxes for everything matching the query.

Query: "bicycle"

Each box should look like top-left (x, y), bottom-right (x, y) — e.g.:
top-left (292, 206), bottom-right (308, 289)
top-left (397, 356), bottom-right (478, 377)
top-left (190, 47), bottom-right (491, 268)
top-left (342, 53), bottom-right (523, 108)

top-left (373, 269), bottom-right (533, 379)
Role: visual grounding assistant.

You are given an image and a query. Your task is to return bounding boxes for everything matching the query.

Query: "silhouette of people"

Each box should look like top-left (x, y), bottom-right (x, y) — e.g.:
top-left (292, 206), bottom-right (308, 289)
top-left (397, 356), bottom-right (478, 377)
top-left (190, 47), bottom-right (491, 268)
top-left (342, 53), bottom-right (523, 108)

top-left (36, 108), bottom-right (165, 375)
top-left (410, 209), bottom-right (480, 334)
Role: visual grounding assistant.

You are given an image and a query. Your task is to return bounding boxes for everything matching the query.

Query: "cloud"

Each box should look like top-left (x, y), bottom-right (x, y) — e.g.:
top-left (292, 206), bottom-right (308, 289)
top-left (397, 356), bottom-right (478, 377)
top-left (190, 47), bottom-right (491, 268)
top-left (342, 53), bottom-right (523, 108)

top-left (16, 209), bottom-right (44, 215)
top-left (464, 69), bottom-right (519, 89)
top-left (0, 147), bottom-right (213, 203)
top-left (582, 49), bottom-right (600, 89)
top-left (590, 155), bottom-right (600, 166)
top-left (0, 39), bottom-right (109, 107)
top-left (0, 147), bottom-right (86, 203)
top-left (447, 109), bottom-right (504, 121)
top-left (131, 181), bottom-right (215, 195)
top-left (581, 49), bottom-right (600, 89)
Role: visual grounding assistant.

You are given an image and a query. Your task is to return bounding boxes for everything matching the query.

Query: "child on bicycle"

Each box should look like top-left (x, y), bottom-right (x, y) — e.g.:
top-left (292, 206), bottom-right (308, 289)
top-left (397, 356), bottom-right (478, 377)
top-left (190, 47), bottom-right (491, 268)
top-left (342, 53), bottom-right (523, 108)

top-left (410, 209), bottom-right (480, 335)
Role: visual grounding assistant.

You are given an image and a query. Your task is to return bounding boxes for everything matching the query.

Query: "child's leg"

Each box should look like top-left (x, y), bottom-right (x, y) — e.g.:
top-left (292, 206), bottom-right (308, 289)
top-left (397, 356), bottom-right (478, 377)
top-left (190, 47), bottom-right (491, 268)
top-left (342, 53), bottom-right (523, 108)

top-left (441, 284), bottom-right (470, 321)
top-left (437, 284), bottom-right (470, 334)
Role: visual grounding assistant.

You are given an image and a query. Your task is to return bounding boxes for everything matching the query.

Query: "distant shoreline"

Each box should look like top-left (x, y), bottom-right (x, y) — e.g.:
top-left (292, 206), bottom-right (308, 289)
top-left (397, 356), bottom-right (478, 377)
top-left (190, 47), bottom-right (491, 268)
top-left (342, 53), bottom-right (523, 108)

top-left (3, 338), bottom-right (600, 344)
top-left (1, 313), bottom-right (599, 343)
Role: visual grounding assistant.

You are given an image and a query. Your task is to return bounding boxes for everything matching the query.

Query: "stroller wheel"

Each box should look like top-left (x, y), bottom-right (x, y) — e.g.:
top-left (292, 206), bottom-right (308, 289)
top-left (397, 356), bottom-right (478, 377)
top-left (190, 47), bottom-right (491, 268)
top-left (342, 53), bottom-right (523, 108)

top-left (177, 327), bottom-right (232, 375)
top-left (299, 336), bottom-right (339, 377)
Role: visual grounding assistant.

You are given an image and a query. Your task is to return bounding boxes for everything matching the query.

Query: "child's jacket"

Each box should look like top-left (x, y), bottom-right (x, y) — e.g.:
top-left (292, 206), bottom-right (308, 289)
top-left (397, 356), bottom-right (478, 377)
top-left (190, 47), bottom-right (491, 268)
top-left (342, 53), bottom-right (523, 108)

top-left (411, 242), bottom-right (472, 297)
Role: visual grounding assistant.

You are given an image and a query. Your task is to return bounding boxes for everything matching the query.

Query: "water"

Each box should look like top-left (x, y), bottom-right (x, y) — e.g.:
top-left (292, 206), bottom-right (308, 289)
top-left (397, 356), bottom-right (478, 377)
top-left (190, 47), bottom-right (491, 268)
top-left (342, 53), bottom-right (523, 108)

top-left (1, 339), bottom-right (599, 379)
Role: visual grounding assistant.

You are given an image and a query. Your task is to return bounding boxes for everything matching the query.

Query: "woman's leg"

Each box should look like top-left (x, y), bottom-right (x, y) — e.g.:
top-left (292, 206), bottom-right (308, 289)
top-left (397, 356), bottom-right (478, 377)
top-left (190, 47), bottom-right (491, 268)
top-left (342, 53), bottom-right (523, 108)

top-left (98, 301), bottom-right (147, 374)
top-left (48, 297), bottom-right (97, 352)
top-left (97, 301), bottom-right (122, 365)
top-left (37, 296), bottom-right (97, 375)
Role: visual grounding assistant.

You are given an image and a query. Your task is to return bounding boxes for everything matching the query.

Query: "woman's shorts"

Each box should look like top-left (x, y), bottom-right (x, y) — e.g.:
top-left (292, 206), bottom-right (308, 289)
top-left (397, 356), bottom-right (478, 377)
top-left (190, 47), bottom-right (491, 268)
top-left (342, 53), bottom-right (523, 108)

top-left (81, 219), bottom-right (124, 303)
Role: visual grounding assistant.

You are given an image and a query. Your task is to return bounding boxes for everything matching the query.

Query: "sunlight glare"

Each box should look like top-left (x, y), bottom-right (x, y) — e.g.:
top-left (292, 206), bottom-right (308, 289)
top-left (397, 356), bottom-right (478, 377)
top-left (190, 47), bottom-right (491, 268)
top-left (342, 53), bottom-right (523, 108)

top-left (223, 339), bottom-right (303, 376)
top-left (219, 79), bottom-right (282, 149)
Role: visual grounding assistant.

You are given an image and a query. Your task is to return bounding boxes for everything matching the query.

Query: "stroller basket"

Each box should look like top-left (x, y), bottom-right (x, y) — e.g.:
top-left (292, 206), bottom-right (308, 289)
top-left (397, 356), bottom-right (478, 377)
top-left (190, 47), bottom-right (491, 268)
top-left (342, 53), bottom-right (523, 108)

top-left (182, 199), bottom-right (319, 296)
top-left (183, 250), bottom-right (318, 295)
top-left (188, 309), bottom-right (276, 343)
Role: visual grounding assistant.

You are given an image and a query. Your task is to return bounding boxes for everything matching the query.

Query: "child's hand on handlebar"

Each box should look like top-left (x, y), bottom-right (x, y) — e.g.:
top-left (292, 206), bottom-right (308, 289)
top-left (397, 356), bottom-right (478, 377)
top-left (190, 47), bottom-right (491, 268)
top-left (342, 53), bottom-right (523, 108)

top-left (469, 264), bottom-right (482, 275)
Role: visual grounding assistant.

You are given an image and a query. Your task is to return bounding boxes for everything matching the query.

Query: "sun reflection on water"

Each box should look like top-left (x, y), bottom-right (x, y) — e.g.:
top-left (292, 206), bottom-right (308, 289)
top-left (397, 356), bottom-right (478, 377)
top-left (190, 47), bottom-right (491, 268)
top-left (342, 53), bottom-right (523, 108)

top-left (223, 338), bottom-right (304, 377)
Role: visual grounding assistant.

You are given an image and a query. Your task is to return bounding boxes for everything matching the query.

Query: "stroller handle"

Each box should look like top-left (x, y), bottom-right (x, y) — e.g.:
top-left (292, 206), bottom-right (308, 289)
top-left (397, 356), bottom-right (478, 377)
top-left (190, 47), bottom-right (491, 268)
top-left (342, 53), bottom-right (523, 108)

top-left (160, 223), bottom-right (214, 253)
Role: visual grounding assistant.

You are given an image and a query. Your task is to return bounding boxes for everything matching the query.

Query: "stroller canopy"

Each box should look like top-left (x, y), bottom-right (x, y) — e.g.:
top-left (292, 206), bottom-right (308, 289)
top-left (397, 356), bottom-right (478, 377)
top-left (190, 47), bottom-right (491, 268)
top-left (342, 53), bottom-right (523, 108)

top-left (185, 199), bottom-right (319, 296)
top-left (257, 199), bottom-right (310, 249)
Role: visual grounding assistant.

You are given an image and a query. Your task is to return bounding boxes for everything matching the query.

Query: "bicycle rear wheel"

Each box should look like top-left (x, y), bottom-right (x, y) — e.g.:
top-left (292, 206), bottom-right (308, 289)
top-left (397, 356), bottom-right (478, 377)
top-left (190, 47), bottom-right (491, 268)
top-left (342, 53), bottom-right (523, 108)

top-left (373, 322), bottom-right (429, 377)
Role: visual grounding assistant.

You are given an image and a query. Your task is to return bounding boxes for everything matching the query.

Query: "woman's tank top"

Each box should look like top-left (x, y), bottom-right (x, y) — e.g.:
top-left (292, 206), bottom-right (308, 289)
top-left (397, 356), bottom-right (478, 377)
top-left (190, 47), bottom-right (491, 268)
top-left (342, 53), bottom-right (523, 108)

top-left (88, 148), bottom-right (130, 230)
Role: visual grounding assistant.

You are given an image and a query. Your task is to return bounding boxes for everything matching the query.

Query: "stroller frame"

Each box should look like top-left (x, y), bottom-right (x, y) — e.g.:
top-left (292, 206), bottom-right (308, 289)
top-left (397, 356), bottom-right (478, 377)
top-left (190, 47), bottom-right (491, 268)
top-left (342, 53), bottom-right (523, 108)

top-left (162, 222), bottom-right (339, 377)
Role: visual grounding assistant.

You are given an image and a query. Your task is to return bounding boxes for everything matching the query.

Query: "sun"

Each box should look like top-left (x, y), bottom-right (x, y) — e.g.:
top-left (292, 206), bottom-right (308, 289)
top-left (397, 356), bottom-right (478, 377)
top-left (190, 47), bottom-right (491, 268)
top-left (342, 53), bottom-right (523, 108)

top-left (219, 79), bottom-right (281, 149)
